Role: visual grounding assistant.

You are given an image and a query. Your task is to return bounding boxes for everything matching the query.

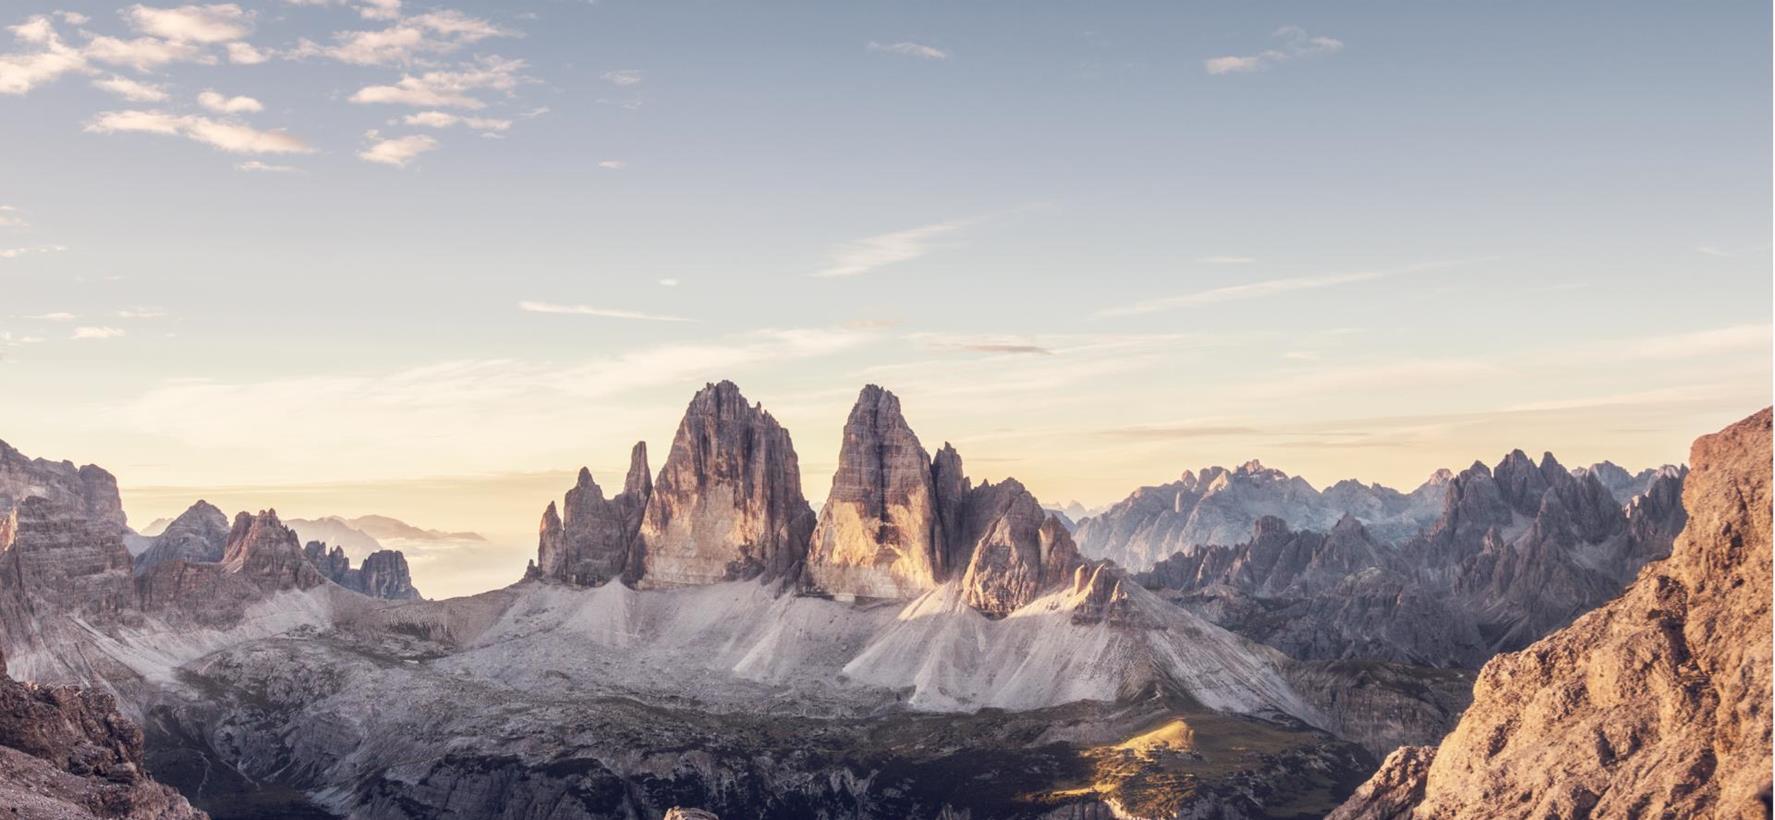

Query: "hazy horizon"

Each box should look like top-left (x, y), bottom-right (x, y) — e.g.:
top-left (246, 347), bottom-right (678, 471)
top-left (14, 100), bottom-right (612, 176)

top-left (3, 1), bottom-right (1769, 598)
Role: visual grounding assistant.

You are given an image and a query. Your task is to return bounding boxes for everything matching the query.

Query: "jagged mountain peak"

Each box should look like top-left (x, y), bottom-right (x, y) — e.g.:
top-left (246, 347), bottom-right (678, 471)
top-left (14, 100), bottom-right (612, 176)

top-left (1335, 407), bottom-right (1770, 819)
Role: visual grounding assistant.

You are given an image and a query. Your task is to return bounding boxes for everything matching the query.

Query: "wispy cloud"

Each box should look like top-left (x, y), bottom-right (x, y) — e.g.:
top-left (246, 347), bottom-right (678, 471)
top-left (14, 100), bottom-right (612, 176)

top-left (236, 160), bottom-right (301, 173)
top-left (814, 220), bottom-right (965, 278)
top-left (72, 325), bottom-right (125, 340)
top-left (348, 56), bottom-right (527, 109)
top-left (601, 69), bottom-right (643, 86)
top-left (1620, 324), bottom-right (1771, 361)
top-left (517, 300), bottom-right (691, 322)
top-left (401, 110), bottom-right (510, 131)
top-left (115, 307), bottom-right (167, 318)
top-left (1095, 422), bottom-right (1261, 441)
top-left (867, 41), bottom-right (948, 60)
top-left (24, 311), bottom-right (75, 320)
top-left (358, 131), bottom-right (438, 166)
top-left (1205, 26), bottom-right (1343, 75)
top-left (108, 327), bottom-right (879, 478)
top-left (0, 206), bottom-right (23, 228)
top-left (197, 89), bottom-right (263, 113)
top-left (0, 245), bottom-right (67, 258)
top-left (1696, 246), bottom-right (1732, 258)
top-left (0, 15), bottom-right (89, 94)
top-left (913, 333), bottom-right (1055, 355)
top-left (290, 10), bottom-right (512, 66)
top-left (597, 160), bottom-right (626, 170)
top-left (92, 74), bottom-right (168, 102)
top-left (86, 110), bottom-right (312, 154)
top-left (124, 4), bottom-right (255, 44)
top-left (1095, 260), bottom-right (1464, 318)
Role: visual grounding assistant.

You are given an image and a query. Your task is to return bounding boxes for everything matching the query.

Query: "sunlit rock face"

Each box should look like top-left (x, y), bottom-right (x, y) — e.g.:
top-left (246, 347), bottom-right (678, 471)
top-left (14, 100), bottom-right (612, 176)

top-left (636, 381), bottom-right (816, 587)
top-left (1333, 408), bottom-right (1772, 820)
top-left (800, 386), bottom-right (1087, 613)
top-left (536, 442), bottom-right (652, 587)
top-left (219, 510), bottom-right (325, 591)
top-left (805, 386), bottom-right (946, 600)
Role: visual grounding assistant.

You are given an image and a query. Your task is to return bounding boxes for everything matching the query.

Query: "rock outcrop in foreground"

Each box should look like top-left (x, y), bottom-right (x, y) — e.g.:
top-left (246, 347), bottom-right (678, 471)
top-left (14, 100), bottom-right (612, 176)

top-left (0, 648), bottom-right (204, 819)
top-left (1332, 408), bottom-right (1773, 819)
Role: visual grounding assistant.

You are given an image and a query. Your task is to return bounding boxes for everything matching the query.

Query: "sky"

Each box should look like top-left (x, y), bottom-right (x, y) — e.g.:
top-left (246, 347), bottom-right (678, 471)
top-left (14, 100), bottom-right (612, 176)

top-left (1, 1), bottom-right (1770, 597)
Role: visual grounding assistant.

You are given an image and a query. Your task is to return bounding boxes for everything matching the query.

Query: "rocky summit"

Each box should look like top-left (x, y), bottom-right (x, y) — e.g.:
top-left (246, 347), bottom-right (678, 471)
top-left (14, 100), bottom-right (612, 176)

top-left (533, 442), bottom-right (652, 586)
top-left (303, 542), bottom-right (423, 600)
top-left (0, 440), bottom-right (127, 536)
top-left (1333, 407), bottom-right (1772, 819)
top-left (133, 500), bottom-right (230, 573)
top-left (529, 383), bottom-right (1096, 620)
top-left (805, 385), bottom-right (948, 599)
top-left (1135, 446), bottom-right (1689, 669)
top-left (637, 381), bottom-right (816, 587)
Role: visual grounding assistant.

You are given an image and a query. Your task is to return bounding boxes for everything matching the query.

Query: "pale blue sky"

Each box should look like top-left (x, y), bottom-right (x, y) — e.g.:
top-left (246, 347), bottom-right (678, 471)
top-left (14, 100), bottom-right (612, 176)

top-left (1, 1), bottom-right (1768, 576)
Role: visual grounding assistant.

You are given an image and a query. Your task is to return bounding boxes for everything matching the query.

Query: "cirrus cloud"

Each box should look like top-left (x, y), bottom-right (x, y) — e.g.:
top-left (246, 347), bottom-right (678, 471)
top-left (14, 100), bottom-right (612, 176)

top-left (85, 109), bottom-right (312, 154)
top-left (1205, 26), bottom-right (1343, 75)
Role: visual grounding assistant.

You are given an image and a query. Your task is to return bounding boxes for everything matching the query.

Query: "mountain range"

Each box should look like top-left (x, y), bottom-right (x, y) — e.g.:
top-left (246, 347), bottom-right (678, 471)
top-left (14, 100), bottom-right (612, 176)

top-left (0, 385), bottom-right (1764, 819)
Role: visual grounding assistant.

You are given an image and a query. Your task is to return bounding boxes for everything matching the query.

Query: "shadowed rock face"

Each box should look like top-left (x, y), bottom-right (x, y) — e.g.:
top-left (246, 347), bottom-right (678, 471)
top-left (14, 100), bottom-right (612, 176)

top-left (957, 479), bottom-right (1085, 617)
top-left (303, 542), bottom-right (423, 600)
top-left (1138, 446), bottom-right (1689, 668)
top-left (637, 381), bottom-right (816, 587)
top-left (535, 442), bottom-right (652, 587)
top-left (0, 647), bottom-right (205, 819)
top-left (132, 501), bottom-right (229, 574)
top-left (805, 385), bottom-right (946, 599)
top-left (1332, 407), bottom-right (1773, 820)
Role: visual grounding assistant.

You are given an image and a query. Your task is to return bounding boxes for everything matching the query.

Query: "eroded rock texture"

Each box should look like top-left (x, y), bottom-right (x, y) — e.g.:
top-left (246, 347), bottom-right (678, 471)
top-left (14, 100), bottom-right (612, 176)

top-left (637, 381), bottom-right (816, 587)
top-left (220, 510), bottom-right (326, 591)
top-left (132, 500), bottom-right (229, 574)
top-left (1331, 407), bottom-right (1773, 819)
top-left (805, 385), bottom-right (946, 599)
top-left (303, 542), bottom-right (423, 600)
top-left (0, 654), bottom-right (205, 819)
top-left (0, 439), bottom-right (127, 535)
top-left (1074, 461), bottom-right (1447, 571)
top-left (536, 442), bottom-right (652, 586)
top-left (1137, 450), bottom-right (1689, 667)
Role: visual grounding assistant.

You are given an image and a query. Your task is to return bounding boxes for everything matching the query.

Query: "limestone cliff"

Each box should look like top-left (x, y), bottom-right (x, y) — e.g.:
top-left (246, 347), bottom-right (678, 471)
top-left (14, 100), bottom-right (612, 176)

top-left (132, 500), bottom-right (229, 573)
top-left (636, 382), bottom-right (816, 587)
top-left (805, 386), bottom-right (946, 599)
top-left (535, 442), bottom-right (651, 586)
top-left (1331, 408), bottom-right (1772, 819)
